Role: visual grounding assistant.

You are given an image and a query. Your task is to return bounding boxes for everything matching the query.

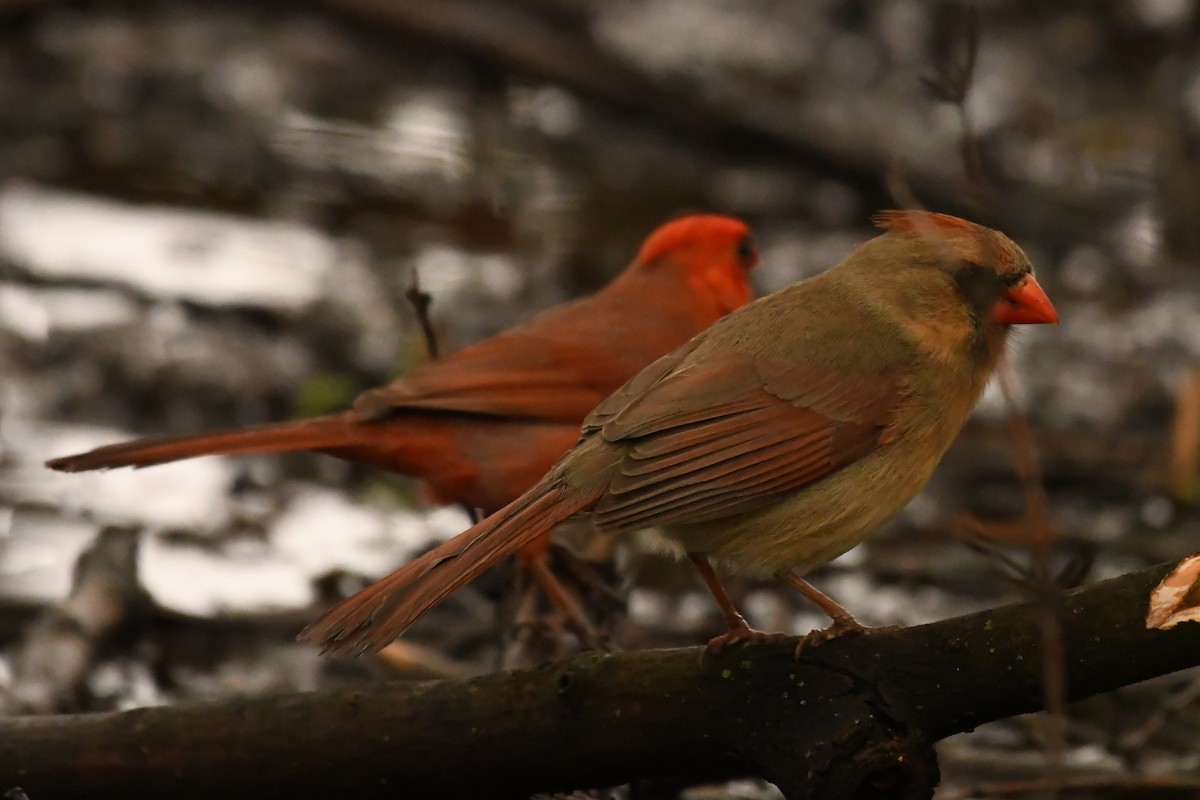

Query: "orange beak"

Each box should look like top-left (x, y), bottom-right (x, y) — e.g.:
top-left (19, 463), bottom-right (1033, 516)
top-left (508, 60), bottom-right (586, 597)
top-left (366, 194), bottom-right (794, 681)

top-left (992, 275), bottom-right (1058, 325)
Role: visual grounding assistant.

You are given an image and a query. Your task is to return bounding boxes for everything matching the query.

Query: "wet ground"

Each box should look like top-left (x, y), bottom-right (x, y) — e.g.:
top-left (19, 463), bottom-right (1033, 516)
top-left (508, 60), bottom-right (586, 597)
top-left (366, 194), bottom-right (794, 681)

top-left (1, 2), bottom-right (1200, 798)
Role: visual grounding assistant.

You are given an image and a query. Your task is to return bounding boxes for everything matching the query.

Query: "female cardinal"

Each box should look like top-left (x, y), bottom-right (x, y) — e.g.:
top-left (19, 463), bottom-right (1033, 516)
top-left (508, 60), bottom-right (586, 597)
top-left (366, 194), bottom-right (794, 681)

top-left (46, 214), bottom-right (760, 641)
top-left (299, 210), bottom-right (1059, 657)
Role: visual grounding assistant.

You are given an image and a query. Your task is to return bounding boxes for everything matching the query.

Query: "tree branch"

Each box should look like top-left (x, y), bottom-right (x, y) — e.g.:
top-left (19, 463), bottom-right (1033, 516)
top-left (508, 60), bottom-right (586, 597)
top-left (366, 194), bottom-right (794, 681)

top-left (2, 561), bottom-right (1197, 799)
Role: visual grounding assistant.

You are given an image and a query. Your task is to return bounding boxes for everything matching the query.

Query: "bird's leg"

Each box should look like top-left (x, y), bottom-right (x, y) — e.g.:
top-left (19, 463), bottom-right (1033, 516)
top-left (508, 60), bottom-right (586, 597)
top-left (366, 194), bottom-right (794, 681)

top-left (689, 554), bottom-right (785, 656)
top-left (551, 540), bottom-right (626, 609)
top-left (501, 567), bottom-right (563, 669)
top-left (523, 551), bottom-right (608, 650)
top-left (780, 570), bottom-right (898, 656)
top-left (782, 571), bottom-right (864, 631)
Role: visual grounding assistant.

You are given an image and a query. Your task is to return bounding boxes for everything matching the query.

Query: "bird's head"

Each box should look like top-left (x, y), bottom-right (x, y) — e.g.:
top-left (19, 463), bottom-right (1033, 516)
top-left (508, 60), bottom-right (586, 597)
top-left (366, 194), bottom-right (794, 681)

top-left (870, 209), bottom-right (1058, 330)
top-left (829, 210), bottom-right (1057, 368)
top-left (632, 214), bottom-right (759, 314)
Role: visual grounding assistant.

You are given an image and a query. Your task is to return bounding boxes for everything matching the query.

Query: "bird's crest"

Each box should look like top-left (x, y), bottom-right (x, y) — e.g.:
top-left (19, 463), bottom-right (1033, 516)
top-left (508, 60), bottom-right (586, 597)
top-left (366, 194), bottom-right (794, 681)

top-left (872, 209), bottom-right (1010, 268)
top-left (872, 210), bottom-right (979, 237)
top-left (636, 214), bottom-right (750, 266)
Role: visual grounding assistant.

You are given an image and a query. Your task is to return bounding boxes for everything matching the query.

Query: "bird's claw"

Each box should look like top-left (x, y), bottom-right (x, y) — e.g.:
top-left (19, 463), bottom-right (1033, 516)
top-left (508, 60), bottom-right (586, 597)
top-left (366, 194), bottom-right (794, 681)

top-left (701, 625), bottom-right (788, 663)
top-left (794, 619), bottom-right (902, 658)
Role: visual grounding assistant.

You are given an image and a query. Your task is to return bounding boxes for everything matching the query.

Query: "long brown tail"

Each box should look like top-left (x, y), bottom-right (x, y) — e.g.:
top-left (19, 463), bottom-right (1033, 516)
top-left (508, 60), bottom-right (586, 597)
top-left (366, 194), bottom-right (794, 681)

top-left (299, 479), bottom-right (600, 656)
top-left (45, 415), bottom-right (356, 472)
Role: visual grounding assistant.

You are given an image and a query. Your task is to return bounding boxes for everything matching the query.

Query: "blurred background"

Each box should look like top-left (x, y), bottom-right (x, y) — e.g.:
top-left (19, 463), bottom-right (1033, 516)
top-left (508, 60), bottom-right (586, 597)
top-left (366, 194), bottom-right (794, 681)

top-left (1, 1), bottom-right (1199, 798)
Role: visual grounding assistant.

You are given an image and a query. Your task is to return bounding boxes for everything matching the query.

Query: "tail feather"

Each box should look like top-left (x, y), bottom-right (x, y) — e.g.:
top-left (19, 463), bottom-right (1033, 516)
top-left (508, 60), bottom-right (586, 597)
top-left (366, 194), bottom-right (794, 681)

top-left (299, 480), bottom-right (599, 656)
top-left (45, 415), bottom-right (355, 472)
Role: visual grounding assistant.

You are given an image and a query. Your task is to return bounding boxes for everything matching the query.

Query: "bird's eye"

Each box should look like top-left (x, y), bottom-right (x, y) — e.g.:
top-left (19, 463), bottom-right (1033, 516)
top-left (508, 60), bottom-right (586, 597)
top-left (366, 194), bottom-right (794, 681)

top-left (1001, 269), bottom-right (1030, 287)
top-left (735, 237), bottom-right (759, 269)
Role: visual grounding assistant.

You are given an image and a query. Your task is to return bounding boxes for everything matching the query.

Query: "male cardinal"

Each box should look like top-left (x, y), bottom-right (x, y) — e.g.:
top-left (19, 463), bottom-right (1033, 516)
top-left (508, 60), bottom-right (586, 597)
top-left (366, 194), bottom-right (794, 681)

top-left (46, 214), bottom-right (760, 639)
top-left (298, 210), bottom-right (1059, 657)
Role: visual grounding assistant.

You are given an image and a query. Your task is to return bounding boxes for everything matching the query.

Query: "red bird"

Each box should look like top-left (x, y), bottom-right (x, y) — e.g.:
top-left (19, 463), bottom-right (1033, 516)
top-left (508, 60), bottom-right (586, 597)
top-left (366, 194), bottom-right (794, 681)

top-left (47, 215), bottom-right (760, 638)
top-left (296, 210), bottom-right (1059, 658)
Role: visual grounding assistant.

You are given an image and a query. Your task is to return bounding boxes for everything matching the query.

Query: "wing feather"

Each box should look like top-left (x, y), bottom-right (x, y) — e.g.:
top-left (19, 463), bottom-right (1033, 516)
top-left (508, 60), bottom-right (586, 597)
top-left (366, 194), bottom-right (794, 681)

top-left (590, 352), bottom-right (902, 532)
top-left (619, 407), bottom-right (798, 475)
top-left (354, 336), bottom-right (629, 422)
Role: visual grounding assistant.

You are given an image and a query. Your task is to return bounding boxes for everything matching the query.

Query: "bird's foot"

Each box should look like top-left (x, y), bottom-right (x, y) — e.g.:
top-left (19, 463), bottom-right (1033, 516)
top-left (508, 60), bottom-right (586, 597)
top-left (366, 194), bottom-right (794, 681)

top-left (794, 618), bottom-right (902, 658)
top-left (504, 584), bottom-right (585, 669)
top-left (523, 554), bottom-right (613, 652)
top-left (702, 621), bottom-right (788, 661)
top-left (563, 615), bottom-right (612, 652)
top-left (510, 591), bottom-right (609, 648)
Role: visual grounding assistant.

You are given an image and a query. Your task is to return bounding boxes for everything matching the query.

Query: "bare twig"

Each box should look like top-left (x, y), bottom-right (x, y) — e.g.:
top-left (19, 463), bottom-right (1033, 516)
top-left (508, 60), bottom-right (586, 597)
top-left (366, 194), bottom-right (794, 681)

top-left (401, 266), bottom-right (482, 534)
top-left (995, 357), bottom-right (1068, 800)
top-left (884, 162), bottom-right (924, 212)
top-left (306, 0), bottom-right (1120, 248)
top-left (404, 266), bottom-right (440, 361)
top-left (0, 527), bottom-right (146, 715)
top-left (945, 372), bottom-right (1072, 800)
top-left (922, 3), bottom-right (979, 107)
top-left (923, 2), bottom-right (988, 197)
top-left (923, 9), bottom-right (1070, 792)
top-left (1119, 670), bottom-right (1200, 753)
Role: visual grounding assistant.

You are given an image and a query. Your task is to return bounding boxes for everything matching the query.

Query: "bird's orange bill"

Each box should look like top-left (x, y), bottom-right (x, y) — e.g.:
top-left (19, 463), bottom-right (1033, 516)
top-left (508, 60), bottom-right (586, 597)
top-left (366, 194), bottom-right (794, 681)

top-left (992, 275), bottom-right (1058, 325)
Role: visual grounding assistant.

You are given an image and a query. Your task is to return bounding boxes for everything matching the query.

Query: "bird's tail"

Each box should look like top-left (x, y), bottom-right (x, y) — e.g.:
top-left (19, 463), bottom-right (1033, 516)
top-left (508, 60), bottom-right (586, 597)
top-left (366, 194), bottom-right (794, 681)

top-left (45, 415), bottom-right (356, 472)
top-left (299, 479), bottom-right (600, 656)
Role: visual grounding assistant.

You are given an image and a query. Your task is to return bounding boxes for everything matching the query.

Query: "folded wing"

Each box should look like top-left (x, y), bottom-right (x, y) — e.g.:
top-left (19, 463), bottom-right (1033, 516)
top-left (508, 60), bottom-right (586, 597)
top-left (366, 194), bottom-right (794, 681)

top-left (590, 351), bottom-right (904, 531)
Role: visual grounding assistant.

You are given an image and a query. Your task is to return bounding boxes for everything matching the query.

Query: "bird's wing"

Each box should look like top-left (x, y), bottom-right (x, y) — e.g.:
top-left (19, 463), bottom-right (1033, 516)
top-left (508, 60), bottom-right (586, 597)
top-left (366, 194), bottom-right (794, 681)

top-left (582, 338), bottom-right (706, 432)
top-left (590, 350), bottom-right (905, 530)
top-left (353, 327), bottom-right (634, 423)
top-left (352, 277), bottom-right (708, 424)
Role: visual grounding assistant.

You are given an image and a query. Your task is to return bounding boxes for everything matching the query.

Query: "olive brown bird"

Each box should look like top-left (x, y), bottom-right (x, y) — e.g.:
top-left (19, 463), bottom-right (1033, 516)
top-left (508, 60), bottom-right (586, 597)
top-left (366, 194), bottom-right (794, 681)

top-left (297, 210), bottom-right (1059, 657)
top-left (46, 214), bottom-right (760, 639)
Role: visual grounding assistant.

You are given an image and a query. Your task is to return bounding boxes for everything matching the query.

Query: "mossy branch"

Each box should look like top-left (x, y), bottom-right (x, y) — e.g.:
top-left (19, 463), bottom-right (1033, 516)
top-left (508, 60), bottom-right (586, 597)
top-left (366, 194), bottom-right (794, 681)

top-left (2, 561), bottom-right (1197, 799)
